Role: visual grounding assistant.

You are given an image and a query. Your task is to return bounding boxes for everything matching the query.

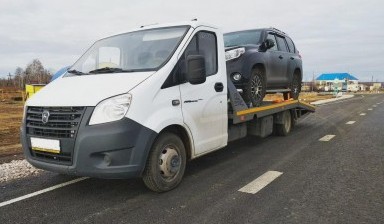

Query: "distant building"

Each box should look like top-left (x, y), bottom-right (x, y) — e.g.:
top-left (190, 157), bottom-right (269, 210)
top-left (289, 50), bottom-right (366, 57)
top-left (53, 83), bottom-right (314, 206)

top-left (316, 73), bottom-right (359, 92)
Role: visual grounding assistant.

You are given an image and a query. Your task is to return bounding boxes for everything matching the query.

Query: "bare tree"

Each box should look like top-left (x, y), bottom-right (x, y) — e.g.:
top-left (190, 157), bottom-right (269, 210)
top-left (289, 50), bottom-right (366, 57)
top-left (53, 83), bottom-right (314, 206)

top-left (24, 59), bottom-right (52, 84)
top-left (14, 67), bottom-right (24, 89)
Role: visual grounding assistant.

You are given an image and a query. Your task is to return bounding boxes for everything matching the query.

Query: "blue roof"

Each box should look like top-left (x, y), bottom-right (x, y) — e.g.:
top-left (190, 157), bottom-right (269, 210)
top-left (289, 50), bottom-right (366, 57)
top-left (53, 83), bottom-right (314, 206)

top-left (316, 73), bottom-right (358, 81)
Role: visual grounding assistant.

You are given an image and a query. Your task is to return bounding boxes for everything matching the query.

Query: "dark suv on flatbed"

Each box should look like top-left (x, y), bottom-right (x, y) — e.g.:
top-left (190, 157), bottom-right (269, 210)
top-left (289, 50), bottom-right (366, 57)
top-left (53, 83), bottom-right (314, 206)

top-left (224, 28), bottom-right (302, 106)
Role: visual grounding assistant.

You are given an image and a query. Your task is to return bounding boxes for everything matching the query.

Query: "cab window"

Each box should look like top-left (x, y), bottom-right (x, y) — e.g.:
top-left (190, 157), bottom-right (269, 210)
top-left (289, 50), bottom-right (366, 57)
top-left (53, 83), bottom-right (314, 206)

top-left (162, 31), bottom-right (218, 88)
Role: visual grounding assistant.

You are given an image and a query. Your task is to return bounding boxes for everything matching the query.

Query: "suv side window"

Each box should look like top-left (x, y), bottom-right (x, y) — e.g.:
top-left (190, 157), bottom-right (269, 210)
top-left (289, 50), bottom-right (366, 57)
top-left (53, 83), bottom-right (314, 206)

top-left (162, 31), bottom-right (217, 89)
top-left (276, 35), bottom-right (289, 52)
top-left (267, 33), bottom-right (278, 51)
top-left (285, 36), bottom-right (296, 53)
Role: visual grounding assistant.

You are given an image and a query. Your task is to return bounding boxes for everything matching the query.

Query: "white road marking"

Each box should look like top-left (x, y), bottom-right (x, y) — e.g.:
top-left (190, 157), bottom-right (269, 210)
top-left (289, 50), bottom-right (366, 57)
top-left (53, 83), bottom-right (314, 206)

top-left (0, 177), bottom-right (89, 208)
top-left (360, 113), bottom-right (366, 116)
top-left (346, 121), bottom-right (356, 125)
top-left (373, 105), bottom-right (377, 107)
top-left (319, 135), bottom-right (336, 141)
top-left (368, 108), bottom-right (373, 111)
top-left (377, 103), bottom-right (381, 105)
top-left (239, 171), bottom-right (283, 194)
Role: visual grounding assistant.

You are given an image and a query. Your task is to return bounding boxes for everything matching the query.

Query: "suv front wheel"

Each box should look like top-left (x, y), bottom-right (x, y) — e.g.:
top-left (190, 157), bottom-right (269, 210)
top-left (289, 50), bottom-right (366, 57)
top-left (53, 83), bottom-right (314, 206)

top-left (243, 68), bottom-right (266, 107)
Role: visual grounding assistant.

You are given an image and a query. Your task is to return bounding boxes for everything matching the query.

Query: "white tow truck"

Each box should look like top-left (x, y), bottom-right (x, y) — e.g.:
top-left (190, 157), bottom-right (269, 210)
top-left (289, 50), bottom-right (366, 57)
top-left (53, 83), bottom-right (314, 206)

top-left (21, 20), bottom-right (315, 192)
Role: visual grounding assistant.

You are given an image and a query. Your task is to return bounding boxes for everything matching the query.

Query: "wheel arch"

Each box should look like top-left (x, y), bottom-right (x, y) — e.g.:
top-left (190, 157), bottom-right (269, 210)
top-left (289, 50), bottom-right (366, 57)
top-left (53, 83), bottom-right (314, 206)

top-left (293, 67), bottom-right (302, 81)
top-left (158, 124), bottom-right (193, 160)
top-left (251, 63), bottom-right (267, 81)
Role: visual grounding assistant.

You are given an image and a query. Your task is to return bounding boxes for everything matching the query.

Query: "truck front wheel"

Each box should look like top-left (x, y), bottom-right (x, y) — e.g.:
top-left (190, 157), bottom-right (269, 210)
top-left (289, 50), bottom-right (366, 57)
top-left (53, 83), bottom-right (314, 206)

top-left (143, 132), bottom-right (186, 192)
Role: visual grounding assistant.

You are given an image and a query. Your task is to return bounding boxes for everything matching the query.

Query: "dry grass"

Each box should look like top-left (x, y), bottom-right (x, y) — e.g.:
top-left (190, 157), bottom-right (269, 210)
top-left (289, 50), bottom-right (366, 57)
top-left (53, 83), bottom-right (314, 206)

top-left (0, 101), bottom-right (24, 147)
top-left (264, 92), bottom-right (334, 103)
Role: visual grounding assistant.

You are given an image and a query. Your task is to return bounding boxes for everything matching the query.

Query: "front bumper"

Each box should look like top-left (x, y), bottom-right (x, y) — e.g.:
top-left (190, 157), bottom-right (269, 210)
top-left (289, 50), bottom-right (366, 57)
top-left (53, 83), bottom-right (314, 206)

top-left (21, 107), bottom-right (157, 179)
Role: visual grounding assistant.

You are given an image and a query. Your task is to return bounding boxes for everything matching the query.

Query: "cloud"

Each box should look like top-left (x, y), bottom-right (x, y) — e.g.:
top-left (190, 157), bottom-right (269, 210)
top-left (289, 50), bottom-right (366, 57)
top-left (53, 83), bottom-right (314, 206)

top-left (0, 0), bottom-right (383, 81)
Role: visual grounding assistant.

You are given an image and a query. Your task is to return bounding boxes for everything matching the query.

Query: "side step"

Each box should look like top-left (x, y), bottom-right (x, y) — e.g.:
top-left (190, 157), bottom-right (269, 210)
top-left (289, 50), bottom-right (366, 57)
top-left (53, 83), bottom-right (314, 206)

top-left (266, 88), bottom-right (291, 93)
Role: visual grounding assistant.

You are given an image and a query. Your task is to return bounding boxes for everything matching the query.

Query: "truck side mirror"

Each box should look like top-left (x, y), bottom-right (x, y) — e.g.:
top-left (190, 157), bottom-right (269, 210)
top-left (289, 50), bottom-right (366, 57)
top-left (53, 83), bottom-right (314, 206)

top-left (186, 55), bottom-right (206, 85)
top-left (260, 39), bottom-right (275, 51)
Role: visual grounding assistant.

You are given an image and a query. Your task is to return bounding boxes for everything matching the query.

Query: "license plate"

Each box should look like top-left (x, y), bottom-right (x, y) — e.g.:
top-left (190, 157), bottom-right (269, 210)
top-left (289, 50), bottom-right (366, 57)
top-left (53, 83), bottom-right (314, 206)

top-left (31, 137), bottom-right (61, 154)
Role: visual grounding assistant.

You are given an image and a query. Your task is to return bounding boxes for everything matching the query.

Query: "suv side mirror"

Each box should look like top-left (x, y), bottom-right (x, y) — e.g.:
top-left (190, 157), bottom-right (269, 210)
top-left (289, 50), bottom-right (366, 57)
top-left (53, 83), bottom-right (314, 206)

top-left (260, 39), bottom-right (275, 51)
top-left (186, 55), bottom-right (206, 85)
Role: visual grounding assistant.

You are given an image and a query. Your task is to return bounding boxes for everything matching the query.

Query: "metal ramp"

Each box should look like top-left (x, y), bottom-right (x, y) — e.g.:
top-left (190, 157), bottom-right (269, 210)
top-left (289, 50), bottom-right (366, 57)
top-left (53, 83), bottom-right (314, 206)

top-left (227, 78), bottom-right (316, 124)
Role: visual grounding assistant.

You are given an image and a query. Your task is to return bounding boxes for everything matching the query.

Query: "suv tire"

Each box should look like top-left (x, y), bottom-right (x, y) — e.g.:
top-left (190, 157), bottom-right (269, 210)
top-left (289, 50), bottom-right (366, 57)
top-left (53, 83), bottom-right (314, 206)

top-left (243, 68), bottom-right (266, 107)
top-left (290, 72), bottom-right (301, 100)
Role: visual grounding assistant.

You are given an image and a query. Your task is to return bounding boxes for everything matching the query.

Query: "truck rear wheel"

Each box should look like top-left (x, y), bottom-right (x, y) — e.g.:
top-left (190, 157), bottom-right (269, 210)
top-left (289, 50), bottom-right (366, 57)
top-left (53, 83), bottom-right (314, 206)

top-left (274, 110), bottom-right (292, 136)
top-left (143, 132), bottom-right (186, 192)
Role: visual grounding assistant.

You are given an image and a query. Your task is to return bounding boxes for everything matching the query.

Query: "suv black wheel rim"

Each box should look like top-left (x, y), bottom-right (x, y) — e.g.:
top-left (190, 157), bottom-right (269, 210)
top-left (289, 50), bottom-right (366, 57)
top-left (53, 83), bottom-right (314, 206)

top-left (251, 74), bottom-right (263, 100)
top-left (291, 74), bottom-right (301, 99)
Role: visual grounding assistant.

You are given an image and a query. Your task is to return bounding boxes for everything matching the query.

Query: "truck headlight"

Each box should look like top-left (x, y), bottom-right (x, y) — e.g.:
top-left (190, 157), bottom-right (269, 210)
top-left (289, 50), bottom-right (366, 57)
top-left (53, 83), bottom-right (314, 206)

top-left (225, 47), bottom-right (245, 61)
top-left (89, 93), bottom-right (132, 125)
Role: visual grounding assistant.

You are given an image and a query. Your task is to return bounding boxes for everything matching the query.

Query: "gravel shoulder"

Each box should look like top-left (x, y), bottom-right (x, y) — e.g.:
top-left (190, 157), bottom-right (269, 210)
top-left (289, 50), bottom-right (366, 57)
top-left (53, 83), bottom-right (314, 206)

top-left (0, 159), bottom-right (42, 183)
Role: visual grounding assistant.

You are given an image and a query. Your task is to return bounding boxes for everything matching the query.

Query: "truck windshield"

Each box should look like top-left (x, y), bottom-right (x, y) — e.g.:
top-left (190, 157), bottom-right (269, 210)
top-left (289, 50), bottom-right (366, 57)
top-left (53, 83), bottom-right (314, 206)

top-left (224, 30), bottom-right (262, 47)
top-left (69, 26), bottom-right (189, 74)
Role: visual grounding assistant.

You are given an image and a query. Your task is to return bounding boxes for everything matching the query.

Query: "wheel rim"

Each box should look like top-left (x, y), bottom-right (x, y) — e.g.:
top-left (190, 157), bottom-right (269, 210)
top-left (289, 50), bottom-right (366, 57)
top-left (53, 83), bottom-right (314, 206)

top-left (158, 145), bottom-right (181, 181)
top-left (251, 74), bottom-right (263, 100)
top-left (292, 75), bottom-right (300, 96)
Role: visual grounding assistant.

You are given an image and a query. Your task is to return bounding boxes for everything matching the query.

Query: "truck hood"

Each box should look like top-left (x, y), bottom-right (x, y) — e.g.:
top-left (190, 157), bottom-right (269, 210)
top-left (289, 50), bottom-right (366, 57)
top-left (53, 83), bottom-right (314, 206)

top-left (27, 71), bottom-right (155, 107)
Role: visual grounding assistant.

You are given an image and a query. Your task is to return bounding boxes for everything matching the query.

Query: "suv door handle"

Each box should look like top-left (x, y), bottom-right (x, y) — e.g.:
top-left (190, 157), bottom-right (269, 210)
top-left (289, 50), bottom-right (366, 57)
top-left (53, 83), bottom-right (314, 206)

top-left (214, 82), bottom-right (224, 92)
top-left (279, 55), bottom-right (283, 59)
top-left (290, 57), bottom-right (294, 60)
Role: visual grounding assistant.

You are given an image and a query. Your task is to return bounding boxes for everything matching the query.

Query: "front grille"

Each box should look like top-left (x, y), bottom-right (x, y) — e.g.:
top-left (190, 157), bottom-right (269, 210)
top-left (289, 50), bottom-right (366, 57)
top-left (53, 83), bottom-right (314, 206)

top-left (34, 151), bottom-right (72, 163)
top-left (26, 106), bottom-right (86, 165)
top-left (26, 107), bottom-right (85, 138)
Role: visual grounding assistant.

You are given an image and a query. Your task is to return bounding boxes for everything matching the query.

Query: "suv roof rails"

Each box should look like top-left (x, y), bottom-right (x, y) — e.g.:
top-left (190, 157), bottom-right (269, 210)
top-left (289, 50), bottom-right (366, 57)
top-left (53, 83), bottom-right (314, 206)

top-left (269, 27), bottom-right (286, 35)
top-left (140, 23), bottom-right (158, 28)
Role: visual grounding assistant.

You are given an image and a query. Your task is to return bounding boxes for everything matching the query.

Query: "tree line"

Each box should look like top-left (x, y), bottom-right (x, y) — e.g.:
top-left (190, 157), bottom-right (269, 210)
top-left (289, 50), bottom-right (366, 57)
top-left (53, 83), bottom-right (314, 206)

top-left (0, 59), bottom-right (52, 89)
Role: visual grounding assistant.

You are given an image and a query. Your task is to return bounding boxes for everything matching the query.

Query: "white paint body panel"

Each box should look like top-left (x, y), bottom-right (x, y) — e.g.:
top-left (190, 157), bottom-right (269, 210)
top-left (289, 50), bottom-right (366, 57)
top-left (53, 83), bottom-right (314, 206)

top-left (27, 72), bottom-right (154, 107)
top-left (25, 22), bottom-right (229, 159)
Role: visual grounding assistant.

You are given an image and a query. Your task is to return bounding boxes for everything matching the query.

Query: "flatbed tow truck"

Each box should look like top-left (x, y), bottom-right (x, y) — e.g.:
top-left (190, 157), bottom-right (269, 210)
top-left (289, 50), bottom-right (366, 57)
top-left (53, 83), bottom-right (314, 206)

top-left (21, 20), bottom-right (315, 192)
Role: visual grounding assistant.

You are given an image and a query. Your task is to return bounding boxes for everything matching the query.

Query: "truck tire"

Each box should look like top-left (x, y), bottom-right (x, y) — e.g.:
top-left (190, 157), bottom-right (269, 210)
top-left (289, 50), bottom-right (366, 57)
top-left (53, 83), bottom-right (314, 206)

top-left (143, 132), bottom-right (186, 192)
top-left (290, 72), bottom-right (301, 100)
top-left (274, 110), bottom-right (292, 136)
top-left (243, 68), bottom-right (266, 107)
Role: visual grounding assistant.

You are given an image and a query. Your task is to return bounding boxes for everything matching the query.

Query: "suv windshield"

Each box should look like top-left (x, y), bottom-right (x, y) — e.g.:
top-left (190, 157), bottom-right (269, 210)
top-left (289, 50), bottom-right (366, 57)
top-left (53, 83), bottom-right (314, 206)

top-left (69, 26), bottom-right (189, 74)
top-left (224, 30), bottom-right (262, 47)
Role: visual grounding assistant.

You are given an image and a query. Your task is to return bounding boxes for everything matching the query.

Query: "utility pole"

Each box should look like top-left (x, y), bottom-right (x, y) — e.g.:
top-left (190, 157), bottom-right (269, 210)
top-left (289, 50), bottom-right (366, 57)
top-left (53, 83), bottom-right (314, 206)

top-left (7, 73), bottom-right (12, 86)
top-left (312, 72), bottom-right (315, 92)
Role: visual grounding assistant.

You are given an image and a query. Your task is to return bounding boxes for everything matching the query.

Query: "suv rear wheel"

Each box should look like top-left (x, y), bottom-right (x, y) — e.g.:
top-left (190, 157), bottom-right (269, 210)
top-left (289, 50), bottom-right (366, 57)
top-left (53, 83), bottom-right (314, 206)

top-left (243, 68), bottom-right (266, 107)
top-left (290, 72), bottom-right (301, 100)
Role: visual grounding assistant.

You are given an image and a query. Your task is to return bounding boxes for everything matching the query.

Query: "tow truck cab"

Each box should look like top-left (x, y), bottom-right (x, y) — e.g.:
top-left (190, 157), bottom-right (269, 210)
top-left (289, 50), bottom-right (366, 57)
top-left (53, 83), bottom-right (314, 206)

top-left (21, 21), bottom-right (229, 191)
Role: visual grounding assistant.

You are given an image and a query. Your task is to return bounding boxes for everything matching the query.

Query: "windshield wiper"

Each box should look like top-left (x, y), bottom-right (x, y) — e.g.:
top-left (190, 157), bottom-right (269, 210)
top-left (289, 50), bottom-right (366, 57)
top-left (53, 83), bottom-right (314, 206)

top-left (67, 69), bottom-right (87, 75)
top-left (89, 67), bottom-right (129, 74)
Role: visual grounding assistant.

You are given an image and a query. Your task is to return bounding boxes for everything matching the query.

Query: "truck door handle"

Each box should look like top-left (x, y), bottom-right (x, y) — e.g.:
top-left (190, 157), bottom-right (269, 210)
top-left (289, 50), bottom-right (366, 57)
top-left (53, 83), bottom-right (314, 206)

top-left (279, 55), bottom-right (283, 59)
top-left (214, 82), bottom-right (224, 92)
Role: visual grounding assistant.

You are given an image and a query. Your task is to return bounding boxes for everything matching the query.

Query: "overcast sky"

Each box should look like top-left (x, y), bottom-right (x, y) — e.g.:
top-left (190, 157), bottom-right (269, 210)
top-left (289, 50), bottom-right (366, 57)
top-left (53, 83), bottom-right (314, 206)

top-left (0, 0), bottom-right (383, 81)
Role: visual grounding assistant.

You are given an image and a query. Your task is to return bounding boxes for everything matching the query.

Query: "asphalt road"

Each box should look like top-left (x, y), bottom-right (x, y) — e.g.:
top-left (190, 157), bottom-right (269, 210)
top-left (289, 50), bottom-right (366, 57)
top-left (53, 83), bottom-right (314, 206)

top-left (1, 94), bottom-right (384, 224)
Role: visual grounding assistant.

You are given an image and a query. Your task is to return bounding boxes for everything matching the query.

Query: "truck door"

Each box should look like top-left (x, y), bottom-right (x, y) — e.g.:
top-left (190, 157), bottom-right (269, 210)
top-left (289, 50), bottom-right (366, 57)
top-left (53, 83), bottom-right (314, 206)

top-left (179, 29), bottom-right (228, 156)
